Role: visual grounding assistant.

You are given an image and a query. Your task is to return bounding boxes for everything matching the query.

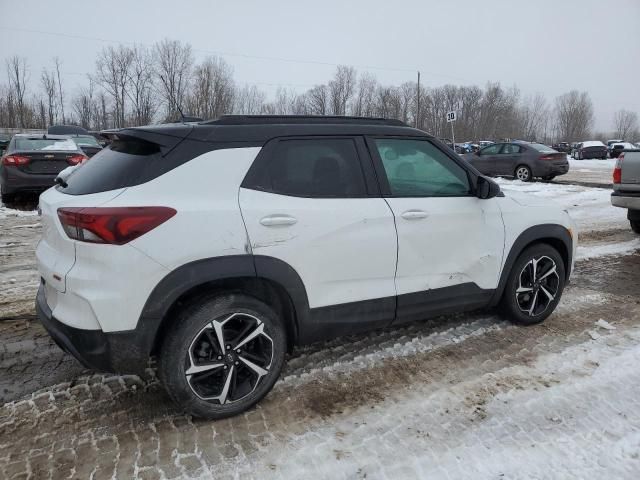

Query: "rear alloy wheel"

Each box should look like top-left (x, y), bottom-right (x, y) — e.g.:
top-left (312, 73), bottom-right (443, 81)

top-left (500, 244), bottom-right (566, 325)
top-left (159, 293), bottom-right (286, 419)
top-left (515, 165), bottom-right (532, 182)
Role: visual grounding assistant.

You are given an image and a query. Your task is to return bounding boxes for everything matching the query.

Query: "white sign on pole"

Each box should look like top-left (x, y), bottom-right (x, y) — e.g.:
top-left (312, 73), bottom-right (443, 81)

top-left (446, 111), bottom-right (456, 123)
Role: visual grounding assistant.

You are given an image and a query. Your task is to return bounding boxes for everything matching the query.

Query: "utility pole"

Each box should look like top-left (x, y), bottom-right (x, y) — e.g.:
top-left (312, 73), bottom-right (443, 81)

top-left (416, 71), bottom-right (420, 129)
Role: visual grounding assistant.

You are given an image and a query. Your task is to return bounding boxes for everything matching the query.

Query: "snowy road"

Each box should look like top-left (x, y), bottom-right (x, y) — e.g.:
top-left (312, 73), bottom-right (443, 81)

top-left (1, 180), bottom-right (639, 480)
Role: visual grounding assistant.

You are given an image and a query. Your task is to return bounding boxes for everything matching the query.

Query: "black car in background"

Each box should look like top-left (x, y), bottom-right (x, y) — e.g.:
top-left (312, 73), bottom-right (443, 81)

top-left (572, 141), bottom-right (608, 160)
top-left (464, 142), bottom-right (569, 182)
top-left (0, 134), bottom-right (87, 203)
top-left (552, 142), bottom-right (571, 153)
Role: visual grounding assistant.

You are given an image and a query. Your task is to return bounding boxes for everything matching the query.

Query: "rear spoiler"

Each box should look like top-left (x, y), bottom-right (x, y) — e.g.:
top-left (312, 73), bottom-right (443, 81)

top-left (100, 125), bottom-right (194, 156)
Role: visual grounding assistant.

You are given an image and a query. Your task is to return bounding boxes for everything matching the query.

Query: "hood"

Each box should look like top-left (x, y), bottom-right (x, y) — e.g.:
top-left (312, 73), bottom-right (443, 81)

top-left (502, 189), bottom-right (559, 208)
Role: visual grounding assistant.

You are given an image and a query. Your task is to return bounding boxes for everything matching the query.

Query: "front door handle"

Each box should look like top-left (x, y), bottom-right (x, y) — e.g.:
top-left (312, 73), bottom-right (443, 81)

top-left (401, 210), bottom-right (428, 220)
top-left (260, 215), bottom-right (298, 227)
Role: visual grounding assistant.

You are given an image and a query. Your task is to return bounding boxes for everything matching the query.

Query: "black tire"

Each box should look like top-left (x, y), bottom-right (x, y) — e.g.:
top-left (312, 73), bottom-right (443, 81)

top-left (514, 165), bottom-right (532, 182)
top-left (1, 185), bottom-right (15, 205)
top-left (158, 292), bottom-right (287, 419)
top-left (631, 220), bottom-right (640, 234)
top-left (499, 243), bottom-right (566, 326)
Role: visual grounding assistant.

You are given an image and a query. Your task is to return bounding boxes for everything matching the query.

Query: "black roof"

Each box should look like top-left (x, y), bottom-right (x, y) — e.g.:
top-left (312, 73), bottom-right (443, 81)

top-left (106, 115), bottom-right (428, 146)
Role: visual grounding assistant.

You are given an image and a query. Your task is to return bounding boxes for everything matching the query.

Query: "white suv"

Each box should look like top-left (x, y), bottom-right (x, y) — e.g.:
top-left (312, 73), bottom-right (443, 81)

top-left (35, 116), bottom-right (576, 419)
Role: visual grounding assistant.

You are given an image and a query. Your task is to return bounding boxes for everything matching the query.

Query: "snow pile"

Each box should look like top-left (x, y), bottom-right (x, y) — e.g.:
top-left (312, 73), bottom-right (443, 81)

top-left (577, 238), bottom-right (640, 260)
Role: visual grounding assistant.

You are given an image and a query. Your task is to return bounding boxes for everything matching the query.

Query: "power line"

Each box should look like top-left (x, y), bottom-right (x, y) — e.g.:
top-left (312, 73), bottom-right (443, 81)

top-left (0, 25), bottom-right (468, 81)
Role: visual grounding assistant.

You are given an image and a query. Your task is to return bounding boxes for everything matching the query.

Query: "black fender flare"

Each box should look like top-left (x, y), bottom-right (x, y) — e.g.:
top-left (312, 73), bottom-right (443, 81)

top-left (490, 224), bottom-right (573, 306)
top-left (135, 254), bottom-right (311, 356)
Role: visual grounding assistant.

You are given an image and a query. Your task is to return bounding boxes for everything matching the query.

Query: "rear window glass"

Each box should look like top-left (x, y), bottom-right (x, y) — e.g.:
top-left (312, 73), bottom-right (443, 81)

top-left (73, 135), bottom-right (101, 147)
top-left (528, 143), bottom-right (556, 153)
top-left (14, 138), bottom-right (78, 151)
top-left (57, 139), bottom-right (162, 195)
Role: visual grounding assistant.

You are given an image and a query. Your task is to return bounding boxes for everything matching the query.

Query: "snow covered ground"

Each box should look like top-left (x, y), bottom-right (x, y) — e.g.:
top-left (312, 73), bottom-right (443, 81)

top-left (1, 179), bottom-right (640, 479)
top-left (563, 156), bottom-right (615, 185)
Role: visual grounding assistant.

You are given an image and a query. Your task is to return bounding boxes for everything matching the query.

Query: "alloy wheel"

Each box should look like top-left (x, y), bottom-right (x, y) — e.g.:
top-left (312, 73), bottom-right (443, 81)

top-left (515, 255), bottom-right (560, 317)
top-left (185, 312), bottom-right (274, 404)
top-left (516, 166), bottom-right (531, 181)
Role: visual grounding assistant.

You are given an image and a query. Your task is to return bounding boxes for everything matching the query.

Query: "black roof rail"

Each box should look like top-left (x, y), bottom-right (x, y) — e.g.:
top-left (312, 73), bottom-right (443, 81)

top-left (202, 115), bottom-right (408, 127)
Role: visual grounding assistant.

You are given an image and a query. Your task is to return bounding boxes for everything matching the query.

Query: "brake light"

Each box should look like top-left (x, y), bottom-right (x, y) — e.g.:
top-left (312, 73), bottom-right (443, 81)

top-left (540, 155), bottom-right (555, 160)
top-left (67, 154), bottom-right (88, 165)
top-left (2, 154), bottom-right (30, 166)
top-left (57, 207), bottom-right (177, 245)
top-left (613, 153), bottom-right (623, 184)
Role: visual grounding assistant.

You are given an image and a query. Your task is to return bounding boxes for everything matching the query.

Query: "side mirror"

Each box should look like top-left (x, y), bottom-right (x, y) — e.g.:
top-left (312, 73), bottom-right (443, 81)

top-left (476, 176), bottom-right (501, 199)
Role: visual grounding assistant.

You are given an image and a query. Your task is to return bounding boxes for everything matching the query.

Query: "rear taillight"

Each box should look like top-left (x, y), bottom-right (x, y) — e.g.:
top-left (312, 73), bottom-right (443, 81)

top-left (67, 154), bottom-right (88, 165)
top-left (57, 207), bottom-right (177, 245)
top-left (540, 155), bottom-right (555, 160)
top-left (613, 153), bottom-right (623, 184)
top-left (1, 154), bottom-right (30, 166)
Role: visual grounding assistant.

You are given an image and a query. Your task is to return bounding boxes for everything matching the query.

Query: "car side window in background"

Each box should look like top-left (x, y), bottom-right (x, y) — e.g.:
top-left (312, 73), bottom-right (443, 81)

top-left (374, 138), bottom-right (470, 197)
top-left (480, 144), bottom-right (501, 155)
top-left (502, 144), bottom-right (522, 154)
top-left (265, 138), bottom-right (366, 198)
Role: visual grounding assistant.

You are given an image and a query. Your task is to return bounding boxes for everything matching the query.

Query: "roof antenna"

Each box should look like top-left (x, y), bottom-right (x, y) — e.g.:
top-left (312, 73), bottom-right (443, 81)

top-left (159, 74), bottom-right (186, 122)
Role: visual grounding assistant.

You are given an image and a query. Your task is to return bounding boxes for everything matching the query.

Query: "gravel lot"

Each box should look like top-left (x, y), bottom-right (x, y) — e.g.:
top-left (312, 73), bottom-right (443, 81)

top-left (1, 178), bottom-right (639, 479)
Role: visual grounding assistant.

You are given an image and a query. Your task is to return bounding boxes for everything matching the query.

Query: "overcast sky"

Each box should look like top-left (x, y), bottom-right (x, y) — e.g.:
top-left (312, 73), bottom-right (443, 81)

top-left (1, 0), bottom-right (638, 131)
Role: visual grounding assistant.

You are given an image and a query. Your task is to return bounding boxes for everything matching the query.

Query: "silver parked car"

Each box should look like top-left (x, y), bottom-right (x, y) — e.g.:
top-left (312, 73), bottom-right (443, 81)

top-left (464, 142), bottom-right (569, 182)
top-left (611, 147), bottom-right (640, 233)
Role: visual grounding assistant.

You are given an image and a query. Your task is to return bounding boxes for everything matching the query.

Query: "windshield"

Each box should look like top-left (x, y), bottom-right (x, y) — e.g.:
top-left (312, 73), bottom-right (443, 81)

top-left (529, 143), bottom-right (556, 153)
top-left (13, 138), bottom-right (78, 151)
top-left (73, 135), bottom-right (100, 147)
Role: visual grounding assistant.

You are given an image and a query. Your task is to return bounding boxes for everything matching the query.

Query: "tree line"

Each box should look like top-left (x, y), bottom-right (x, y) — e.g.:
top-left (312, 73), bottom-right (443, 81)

top-left (1, 39), bottom-right (638, 143)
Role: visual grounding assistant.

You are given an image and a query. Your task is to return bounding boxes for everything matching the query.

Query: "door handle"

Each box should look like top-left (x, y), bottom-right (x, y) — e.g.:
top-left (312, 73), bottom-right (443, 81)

top-left (260, 215), bottom-right (298, 227)
top-left (401, 210), bottom-right (428, 220)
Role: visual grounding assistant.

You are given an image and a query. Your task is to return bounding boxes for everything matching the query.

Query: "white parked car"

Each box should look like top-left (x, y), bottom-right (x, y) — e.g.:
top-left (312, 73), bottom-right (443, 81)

top-left (36, 116), bottom-right (577, 419)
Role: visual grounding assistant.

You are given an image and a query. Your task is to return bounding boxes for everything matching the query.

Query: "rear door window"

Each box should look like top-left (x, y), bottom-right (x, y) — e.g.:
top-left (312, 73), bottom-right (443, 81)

top-left (254, 138), bottom-right (367, 198)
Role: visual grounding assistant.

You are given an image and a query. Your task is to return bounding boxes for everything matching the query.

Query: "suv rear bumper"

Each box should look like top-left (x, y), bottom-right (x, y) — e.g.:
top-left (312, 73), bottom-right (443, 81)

top-left (36, 284), bottom-right (149, 373)
top-left (611, 191), bottom-right (640, 210)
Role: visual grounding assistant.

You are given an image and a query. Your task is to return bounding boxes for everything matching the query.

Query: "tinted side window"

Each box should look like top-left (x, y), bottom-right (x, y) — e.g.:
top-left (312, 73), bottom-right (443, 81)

top-left (374, 139), bottom-right (470, 197)
top-left (502, 144), bottom-right (522, 154)
top-left (481, 144), bottom-right (501, 155)
top-left (260, 138), bottom-right (366, 198)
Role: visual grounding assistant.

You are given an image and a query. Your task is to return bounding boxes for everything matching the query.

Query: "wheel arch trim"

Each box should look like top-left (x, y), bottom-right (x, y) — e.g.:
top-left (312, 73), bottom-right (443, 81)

top-left (490, 223), bottom-right (573, 307)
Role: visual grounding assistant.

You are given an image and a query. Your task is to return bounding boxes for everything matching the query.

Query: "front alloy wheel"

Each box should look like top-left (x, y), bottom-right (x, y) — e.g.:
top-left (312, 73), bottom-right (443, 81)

top-left (500, 244), bottom-right (566, 325)
top-left (515, 256), bottom-right (560, 317)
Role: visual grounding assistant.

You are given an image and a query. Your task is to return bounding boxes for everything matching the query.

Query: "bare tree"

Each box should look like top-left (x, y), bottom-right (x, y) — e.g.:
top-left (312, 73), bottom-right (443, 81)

top-left (328, 65), bottom-right (356, 115)
top-left (187, 56), bottom-right (234, 119)
top-left (154, 39), bottom-right (194, 120)
top-left (307, 84), bottom-right (329, 115)
top-left (518, 93), bottom-right (548, 141)
top-left (126, 46), bottom-right (156, 125)
top-left (94, 45), bottom-right (134, 127)
top-left (6, 56), bottom-right (29, 128)
top-left (613, 109), bottom-right (638, 140)
top-left (72, 79), bottom-right (96, 129)
top-left (554, 90), bottom-right (594, 142)
top-left (234, 85), bottom-right (266, 114)
top-left (41, 68), bottom-right (58, 126)
top-left (352, 72), bottom-right (377, 117)
top-left (53, 57), bottom-right (66, 124)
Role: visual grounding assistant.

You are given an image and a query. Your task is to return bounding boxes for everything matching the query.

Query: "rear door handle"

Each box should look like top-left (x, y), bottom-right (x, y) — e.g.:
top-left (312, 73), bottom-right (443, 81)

top-left (260, 215), bottom-right (298, 227)
top-left (400, 210), bottom-right (428, 220)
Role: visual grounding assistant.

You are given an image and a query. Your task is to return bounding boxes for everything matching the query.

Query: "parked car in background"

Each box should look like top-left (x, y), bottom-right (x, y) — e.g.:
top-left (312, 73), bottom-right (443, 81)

top-left (464, 142), bottom-right (569, 182)
top-left (573, 141), bottom-right (607, 160)
top-left (570, 142), bottom-right (580, 156)
top-left (478, 140), bottom-right (494, 149)
top-left (611, 148), bottom-right (640, 233)
top-left (89, 131), bottom-right (111, 147)
top-left (607, 139), bottom-right (624, 157)
top-left (0, 133), bottom-right (10, 156)
top-left (552, 142), bottom-right (571, 154)
top-left (0, 134), bottom-right (87, 203)
top-left (610, 142), bottom-right (636, 159)
top-left (47, 125), bottom-right (103, 157)
top-left (34, 115), bottom-right (576, 419)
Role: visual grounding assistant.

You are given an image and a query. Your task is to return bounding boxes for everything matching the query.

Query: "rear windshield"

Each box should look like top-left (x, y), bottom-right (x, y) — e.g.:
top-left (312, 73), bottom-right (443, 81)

top-left (73, 135), bottom-right (101, 147)
top-left (528, 143), bottom-right (556, 153)
top-left (14, 138), bottom-right (78, 151)
top-left (58, 139), bottom-right (162, 195)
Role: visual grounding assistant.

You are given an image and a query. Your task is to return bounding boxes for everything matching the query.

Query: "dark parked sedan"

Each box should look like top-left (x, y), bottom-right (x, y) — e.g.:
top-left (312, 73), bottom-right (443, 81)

top-left (0, 134), bottom-right (88, 203)
top-left (464, 142), bottom-right (569, 182)
top-left (573, 141), bottom-right (607, 160)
